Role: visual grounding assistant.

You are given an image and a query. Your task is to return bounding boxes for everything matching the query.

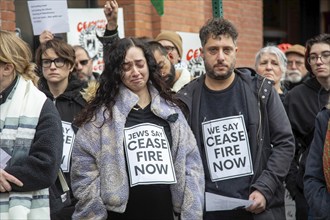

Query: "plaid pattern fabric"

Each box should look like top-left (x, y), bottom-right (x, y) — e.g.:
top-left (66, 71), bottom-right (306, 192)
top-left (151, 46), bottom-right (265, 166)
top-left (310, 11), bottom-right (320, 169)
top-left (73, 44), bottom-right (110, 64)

top-left (323, 120), bottom-right (330, 192)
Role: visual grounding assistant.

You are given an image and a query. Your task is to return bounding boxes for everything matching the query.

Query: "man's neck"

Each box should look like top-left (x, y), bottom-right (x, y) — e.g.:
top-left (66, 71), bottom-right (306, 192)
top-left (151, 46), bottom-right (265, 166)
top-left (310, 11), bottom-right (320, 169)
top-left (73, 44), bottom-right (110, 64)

top-left (204, 72), bottom-right (235, 91)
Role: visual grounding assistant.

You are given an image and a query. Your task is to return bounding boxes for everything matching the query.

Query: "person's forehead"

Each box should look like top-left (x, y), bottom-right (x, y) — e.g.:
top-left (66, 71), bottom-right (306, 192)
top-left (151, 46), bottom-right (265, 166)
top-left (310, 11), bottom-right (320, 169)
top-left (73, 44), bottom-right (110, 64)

top-left (125, 47), bottom-right (145, 61)
top-left (75, 48), bottom-right (89, 58)
top-left (205, 34), bottom-right (235, 46)
top-left (158, 39), bottom-right (175, 47)
top-left (42, 48), bottom-right (57, 58)
top-left (310, 43), bottom-right (330, 53)
top-left (286, 53), bottom-right (304, 60)
top-left (259, 53), bottom-right (278, 60)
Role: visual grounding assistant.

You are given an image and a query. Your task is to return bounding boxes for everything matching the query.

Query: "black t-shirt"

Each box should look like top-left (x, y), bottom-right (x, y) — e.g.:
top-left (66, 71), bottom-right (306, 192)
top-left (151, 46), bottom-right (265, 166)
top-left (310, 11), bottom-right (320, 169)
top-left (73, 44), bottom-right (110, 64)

top-left (108, 104), bottom-right (174, 220)
top-left (199, 75), bottom-right (252, 200)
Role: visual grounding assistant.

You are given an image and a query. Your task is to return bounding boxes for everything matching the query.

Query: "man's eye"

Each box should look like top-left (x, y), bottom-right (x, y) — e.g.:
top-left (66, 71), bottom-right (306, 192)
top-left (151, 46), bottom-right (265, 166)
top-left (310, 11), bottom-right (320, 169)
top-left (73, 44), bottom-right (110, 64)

top-left (223, 48), bottom-right (232, 54)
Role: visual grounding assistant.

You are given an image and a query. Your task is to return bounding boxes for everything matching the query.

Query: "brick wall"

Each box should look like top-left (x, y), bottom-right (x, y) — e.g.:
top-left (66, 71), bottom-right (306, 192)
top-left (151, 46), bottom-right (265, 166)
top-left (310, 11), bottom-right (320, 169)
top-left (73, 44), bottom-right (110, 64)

top-left (98, 0), bottom-right (263, 68)
top-left (0, 0), bottom-right (15, 31)
top-left (0, 0), bottom-right (262, 68)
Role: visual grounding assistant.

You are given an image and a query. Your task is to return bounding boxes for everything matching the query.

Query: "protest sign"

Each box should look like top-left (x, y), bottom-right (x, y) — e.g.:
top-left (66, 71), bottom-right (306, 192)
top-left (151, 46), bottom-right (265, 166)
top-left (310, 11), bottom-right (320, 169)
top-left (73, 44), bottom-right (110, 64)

top-left (202, 115), bottom-right (254, 181)
top-left (27, 0), bottom-right (69, 35)
top-left (61, 121), bottom-right (75, 172)
top-left (123, 123), bottom-right (177, 187)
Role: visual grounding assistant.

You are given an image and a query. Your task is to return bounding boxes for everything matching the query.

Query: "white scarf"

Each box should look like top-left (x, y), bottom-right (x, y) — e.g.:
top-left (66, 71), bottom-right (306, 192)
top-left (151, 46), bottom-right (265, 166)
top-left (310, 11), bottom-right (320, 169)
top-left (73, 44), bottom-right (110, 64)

top-left (0, 75), bottom-right (50, 219)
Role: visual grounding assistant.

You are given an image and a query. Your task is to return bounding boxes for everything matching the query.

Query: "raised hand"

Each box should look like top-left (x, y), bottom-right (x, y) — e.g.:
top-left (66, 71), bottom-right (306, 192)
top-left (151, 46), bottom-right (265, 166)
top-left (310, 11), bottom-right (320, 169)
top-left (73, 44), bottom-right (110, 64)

top-left (104, 0), bottom-right (118, 31)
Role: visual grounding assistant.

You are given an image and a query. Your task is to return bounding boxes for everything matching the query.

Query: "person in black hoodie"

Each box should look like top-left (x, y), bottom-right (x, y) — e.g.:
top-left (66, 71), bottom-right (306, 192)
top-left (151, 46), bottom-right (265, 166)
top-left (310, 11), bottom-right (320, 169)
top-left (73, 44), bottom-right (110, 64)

top-left (35, 37), bottom-right (87, 220)
top-left (284, 33), bottom-right (330, 220)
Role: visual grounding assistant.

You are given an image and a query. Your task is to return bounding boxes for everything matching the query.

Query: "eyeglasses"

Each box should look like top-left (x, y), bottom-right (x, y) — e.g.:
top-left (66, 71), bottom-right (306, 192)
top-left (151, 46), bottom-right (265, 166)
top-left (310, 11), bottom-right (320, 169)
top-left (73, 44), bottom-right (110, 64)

top-left (76, 59), bottom-right (90, 66)
top-left (287, 60), bottom-right (304, 68)
top-left (163, 46), bottom-right (176, 53)
top-left (42, 58), bottom-right (66, 68)
top-left (307, 51), bottom-right (330, 65)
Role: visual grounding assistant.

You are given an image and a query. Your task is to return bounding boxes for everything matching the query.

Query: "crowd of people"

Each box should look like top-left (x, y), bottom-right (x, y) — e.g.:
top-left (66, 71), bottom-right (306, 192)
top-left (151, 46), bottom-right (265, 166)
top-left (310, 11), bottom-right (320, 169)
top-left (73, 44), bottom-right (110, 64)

top-left (1, 0), bottom-right (330, 219)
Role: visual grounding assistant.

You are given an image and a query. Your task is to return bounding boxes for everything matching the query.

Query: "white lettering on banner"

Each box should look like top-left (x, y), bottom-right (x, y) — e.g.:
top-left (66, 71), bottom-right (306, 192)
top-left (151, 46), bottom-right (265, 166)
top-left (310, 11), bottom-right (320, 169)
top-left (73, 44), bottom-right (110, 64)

top-left (202, 115), bottom-right (253, 181)
top-left (61, 121), bottom-right (75, 173)
top-left (123, 123), bottom-right (177, 187)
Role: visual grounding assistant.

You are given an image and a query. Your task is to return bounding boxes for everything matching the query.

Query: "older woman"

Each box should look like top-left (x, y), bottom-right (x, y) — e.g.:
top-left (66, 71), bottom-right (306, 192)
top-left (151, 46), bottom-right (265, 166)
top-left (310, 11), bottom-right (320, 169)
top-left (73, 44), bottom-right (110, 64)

top-left (71, 37), bottom-right (204, 220)
top-left (0, 31), bottom-right (62, 219)
top-left (255, 45), bottom-right (287, 101)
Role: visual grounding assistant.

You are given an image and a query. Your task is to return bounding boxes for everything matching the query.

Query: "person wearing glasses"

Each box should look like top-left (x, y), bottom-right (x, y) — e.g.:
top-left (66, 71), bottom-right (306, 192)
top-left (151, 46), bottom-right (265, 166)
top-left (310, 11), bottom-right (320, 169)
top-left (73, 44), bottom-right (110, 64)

top-left (155, 31), bottom-right (193, 91)
top-left (284, 33), bottom-right (330, 220)
top-left (73, 45), bottom-right (100, 82)
top-left (282, 44), bottom-right (310, 92)
top-left (35, 37), bottom-right (87, 220)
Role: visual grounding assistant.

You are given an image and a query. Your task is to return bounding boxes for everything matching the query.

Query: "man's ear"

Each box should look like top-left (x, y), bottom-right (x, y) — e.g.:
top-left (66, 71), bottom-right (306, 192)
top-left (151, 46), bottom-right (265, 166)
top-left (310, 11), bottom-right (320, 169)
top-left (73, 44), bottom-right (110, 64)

top-left (200, 47), bottom-right (205, 59)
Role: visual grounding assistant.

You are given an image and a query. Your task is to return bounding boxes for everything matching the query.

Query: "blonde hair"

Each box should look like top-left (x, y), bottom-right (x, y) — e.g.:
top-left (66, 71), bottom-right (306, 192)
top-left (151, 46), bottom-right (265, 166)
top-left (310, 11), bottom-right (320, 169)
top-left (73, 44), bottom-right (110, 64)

top-left (0, 30), bottom-right (39, 85)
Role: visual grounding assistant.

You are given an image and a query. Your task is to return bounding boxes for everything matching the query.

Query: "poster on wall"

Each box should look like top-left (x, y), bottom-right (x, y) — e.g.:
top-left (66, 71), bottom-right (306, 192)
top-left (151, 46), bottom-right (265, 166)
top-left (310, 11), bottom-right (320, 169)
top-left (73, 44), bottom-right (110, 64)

top-left (177, 31), bottom-right (205, 78)
top-left (67, 8), bottom-right (125, 74)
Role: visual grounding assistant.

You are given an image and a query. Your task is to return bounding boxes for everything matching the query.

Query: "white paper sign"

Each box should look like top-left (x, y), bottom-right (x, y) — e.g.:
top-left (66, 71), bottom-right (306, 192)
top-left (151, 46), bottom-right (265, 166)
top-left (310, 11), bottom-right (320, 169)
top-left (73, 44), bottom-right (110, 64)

top-left (27, 0), bottom-right (70, 35)
top-left (202, 115), bottom-right (254, 181)
top-left (61, 121), bottom-right (75, 172)
top-left (0, 149), bottom-right (11, 169)
top-left (205, 192), bottom-right (253, 211)
top-left (123, 123), bottom-right (177, 187)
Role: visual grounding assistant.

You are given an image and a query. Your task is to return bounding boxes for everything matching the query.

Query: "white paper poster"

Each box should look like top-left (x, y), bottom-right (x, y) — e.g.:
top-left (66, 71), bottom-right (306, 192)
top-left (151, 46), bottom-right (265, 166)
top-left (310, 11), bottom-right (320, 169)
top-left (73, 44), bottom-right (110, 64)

top-left (123, 123), bottom-right (177, 187)
top-left (61, 121), bottom-right (75, 172)
top-left (28, 0), bottom-right (70, 35)
top-left (202, 115), bottom-right (254, 181)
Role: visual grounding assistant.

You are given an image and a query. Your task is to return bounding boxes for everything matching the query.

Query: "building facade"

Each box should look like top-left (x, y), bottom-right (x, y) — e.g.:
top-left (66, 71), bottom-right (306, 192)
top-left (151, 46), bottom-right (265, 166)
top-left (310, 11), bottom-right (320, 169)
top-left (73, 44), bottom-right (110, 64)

top-left (1, 0), bottom-right (329, 68)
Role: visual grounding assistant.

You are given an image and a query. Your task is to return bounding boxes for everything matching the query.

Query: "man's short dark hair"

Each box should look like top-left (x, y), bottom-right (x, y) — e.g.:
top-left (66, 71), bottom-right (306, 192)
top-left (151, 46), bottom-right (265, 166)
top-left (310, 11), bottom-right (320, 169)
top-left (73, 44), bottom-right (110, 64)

top-left (199, 17), bottom-right (238, 47)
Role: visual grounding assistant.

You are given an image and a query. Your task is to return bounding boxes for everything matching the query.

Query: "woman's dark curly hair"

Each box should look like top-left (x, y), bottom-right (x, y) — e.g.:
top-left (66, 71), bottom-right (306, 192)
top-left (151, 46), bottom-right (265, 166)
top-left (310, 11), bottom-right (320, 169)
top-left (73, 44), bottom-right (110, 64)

top-left (74, 37), bottom-right (185, 127)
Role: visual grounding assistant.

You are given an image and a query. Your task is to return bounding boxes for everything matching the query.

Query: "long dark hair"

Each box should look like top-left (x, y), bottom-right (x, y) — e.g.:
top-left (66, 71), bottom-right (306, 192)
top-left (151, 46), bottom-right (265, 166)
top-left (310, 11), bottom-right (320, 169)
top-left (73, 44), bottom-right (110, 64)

top-left (74, 37), bottom-right (185, 127)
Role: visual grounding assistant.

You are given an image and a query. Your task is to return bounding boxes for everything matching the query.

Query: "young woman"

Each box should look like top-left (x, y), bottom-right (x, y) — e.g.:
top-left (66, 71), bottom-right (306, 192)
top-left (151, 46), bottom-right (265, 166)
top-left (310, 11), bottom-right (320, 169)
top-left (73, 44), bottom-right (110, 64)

top-left (35, 38), bottom-right (87, 219)
top-left (71, 37), bottom-right (204, 220)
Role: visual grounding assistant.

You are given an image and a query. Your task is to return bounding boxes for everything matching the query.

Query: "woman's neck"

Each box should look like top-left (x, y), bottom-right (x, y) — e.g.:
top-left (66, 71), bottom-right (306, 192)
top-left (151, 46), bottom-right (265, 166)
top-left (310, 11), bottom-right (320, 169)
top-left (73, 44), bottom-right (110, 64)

top-left (48, 78), bottom-right (69, 98)
top-left (136, 87), bottom-right (151, 109)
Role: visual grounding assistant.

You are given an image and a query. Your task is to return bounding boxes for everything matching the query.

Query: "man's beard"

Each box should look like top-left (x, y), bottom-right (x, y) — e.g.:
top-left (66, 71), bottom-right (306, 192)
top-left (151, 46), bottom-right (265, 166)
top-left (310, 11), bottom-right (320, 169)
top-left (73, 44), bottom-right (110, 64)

top-left (165, 64), bottom-right (176, 87)
top-left (205, 60), bottom-right (235, 80)
top-left (286, 70), bottom-right (302, 83)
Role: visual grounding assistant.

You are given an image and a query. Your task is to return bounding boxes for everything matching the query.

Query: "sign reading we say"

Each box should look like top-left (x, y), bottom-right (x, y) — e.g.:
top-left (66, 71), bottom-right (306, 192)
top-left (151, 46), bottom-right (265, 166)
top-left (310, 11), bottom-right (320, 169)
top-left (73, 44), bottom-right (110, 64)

top-left (123, 123), bottom-right (177, 187)
top-left (202, 115), bottom-right (254, 182)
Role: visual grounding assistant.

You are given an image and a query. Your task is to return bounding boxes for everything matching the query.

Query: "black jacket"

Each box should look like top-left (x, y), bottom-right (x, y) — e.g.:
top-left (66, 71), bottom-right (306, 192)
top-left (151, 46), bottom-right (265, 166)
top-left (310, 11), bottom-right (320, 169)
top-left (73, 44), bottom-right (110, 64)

top-left (38, 75), bottom-right (87, 217)
top-left (284, 77), bottom-right (329, 198)
top-left (304, 108), bottom-right (330, 219)
top-left (177, 68), bottom-right (295, 220)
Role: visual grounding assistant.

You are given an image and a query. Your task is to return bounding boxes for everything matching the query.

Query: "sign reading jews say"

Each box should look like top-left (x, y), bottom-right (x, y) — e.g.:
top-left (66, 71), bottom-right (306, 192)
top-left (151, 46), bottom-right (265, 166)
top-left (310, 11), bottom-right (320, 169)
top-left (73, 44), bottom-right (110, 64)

top-left (202, 115), bottom-right (253, 182)
top-left (123, 123), bottom-right (177, 187)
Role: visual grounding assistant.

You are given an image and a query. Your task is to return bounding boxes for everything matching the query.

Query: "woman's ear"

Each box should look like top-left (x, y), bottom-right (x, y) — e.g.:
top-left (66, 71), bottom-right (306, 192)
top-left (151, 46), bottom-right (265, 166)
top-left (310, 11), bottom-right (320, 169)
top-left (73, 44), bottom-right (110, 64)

top-left (3, 63), bottom-right (15, 76)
